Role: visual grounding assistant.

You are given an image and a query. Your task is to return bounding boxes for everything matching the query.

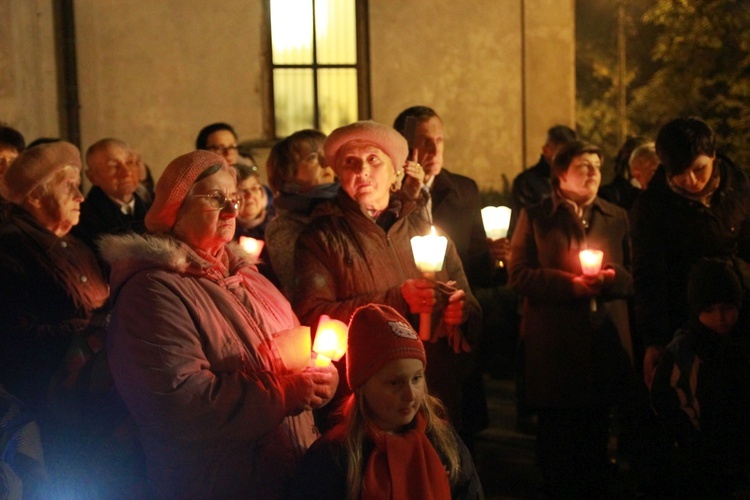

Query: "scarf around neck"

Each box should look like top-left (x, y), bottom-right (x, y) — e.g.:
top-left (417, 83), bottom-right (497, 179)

top-left (362, 412), bottom-right (451, 500)
top-left (668, 162), bottom-right (721, 206)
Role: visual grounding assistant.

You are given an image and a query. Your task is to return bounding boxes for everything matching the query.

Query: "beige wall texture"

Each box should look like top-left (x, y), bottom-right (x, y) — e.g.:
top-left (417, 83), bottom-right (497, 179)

top-left (1, 0), bottom-right (575, 192)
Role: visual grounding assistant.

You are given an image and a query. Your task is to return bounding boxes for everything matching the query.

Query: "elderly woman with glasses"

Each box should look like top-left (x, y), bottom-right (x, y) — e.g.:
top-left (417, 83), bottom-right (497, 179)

top-left (100, 150), bottom-right (338, 499)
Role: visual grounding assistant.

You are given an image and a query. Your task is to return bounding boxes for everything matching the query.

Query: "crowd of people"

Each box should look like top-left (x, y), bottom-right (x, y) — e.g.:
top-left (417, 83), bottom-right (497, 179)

top-left (0, 111), bottom-right (748, 498)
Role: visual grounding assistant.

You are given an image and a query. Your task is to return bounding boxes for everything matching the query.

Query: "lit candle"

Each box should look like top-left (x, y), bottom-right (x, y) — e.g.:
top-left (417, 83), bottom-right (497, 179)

top-left (312, 315), bottom-right (348, 367)
top-left (410, 226), bottom-right (448, 340)
top-left (239, 236), bottom-right (265, 260)
top-left (579, 249), bottom-right (603, 276)
top-left (579, 249), bottom-right (603, 312)
top-left (272, 326), bottom-right (311, 373)
top-left (481, 206), bottom-right (512, 240)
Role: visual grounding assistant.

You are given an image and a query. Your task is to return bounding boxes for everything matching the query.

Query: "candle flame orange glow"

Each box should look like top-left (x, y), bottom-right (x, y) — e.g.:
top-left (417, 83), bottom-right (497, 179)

top-left (579, 249), bottom-right (604, 276)
top-left (312, 315), bottom-right (348, 363)
top-left (239, 236), bottom-right (265, 259)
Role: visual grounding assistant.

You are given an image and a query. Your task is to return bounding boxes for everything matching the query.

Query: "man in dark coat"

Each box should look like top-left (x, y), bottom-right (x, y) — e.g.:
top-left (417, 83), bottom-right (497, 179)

top-left (72, 138), bottom-right (149, 265)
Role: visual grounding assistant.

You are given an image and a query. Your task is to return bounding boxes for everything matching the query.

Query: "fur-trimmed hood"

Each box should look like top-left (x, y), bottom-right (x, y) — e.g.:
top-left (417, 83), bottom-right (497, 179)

top-left (98, 233), bottom-right (258, 300)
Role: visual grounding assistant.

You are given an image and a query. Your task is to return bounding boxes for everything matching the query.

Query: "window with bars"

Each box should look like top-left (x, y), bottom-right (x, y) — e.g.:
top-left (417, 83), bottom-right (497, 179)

top-left (268, 0), bottom-right (368, 138)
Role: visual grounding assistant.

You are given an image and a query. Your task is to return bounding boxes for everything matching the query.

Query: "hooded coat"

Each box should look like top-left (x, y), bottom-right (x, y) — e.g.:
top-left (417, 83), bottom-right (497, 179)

top-left (100, 233), bottom-right (318, 499)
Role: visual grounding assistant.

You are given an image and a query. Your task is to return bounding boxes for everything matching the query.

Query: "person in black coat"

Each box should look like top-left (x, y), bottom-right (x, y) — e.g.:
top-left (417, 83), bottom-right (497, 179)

top-left (72, 138), bottom-right (149, 266)
top-left (631, 117), bottom-right (750, 388)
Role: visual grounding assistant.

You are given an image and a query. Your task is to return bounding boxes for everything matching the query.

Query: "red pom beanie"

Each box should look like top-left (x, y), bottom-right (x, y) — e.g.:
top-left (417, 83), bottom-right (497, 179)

top-left (3, 141), bottom-right (81, 204)
top-left (346, 304), bottom-right (426, 391)
top-left (145, 150), bottom-right (230, 233)
top-left (324, 120), bottom-right (409, 171)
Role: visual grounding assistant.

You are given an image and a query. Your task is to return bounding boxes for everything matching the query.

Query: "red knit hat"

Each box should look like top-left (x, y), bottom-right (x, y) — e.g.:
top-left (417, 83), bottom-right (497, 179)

top-left (2, 141), bottom-right (81, 204)
top-left (346, 304), bottom-right (426, 391)
top-left (145, 150), bottom-right (231, 233)
top-left (324, 120), bottom-right (408, 171)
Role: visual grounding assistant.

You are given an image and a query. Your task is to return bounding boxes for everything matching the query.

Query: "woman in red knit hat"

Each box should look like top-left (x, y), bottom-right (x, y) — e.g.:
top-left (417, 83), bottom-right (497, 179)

top-left (289, 303), bottom-right (483, 499)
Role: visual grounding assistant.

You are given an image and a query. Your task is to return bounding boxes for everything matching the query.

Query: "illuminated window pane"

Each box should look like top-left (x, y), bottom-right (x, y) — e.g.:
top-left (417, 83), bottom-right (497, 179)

top-left (274, 69), bottom-right (315, 137)
top-left (315, 0), bottom-right (356, 64)
top-left (270, 0), bottom-right (313, 64)
top-left (318, 69), bottom-right (358, 133)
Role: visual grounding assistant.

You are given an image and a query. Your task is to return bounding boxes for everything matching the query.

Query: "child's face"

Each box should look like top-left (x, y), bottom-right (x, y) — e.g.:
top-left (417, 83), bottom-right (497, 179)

top-left (699, 303), bottom-right (739, 336)
top-left (362, 358), bottom-right (425, 432)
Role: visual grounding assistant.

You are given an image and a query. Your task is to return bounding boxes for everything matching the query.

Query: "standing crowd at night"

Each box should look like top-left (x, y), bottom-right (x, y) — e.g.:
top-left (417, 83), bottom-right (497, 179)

top-left (1, 109), bottom-right (749, 499)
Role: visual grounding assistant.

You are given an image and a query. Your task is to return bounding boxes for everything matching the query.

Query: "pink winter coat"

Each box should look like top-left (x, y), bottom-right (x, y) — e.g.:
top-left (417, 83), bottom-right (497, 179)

top-left (100, 234), bottom-right (318, 499)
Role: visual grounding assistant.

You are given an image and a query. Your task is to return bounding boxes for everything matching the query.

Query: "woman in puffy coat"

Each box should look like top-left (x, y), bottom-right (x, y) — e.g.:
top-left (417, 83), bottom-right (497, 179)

top-left (101, 150), bottom-right (337, 499)
top-left (510, 141), bottom-right (634, 497)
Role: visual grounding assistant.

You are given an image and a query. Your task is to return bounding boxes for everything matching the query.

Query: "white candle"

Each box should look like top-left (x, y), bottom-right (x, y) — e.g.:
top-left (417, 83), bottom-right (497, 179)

top-left (410, 226), bottom-right (448, 273)
top-left (272, 326), bottom-right (311, 373)
top-left (481, 206), bottom-right (512, 240)
top-left (312, 315), bottom-right (348, 367)
top-left (239, 236), bottom-right (265, 260)
top-left (579, 249), bottom-right (603, 276)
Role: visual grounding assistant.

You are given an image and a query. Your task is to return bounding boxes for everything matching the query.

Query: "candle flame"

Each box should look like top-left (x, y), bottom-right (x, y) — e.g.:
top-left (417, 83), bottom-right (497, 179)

top-left (312, 315), bottom-right (348, 361)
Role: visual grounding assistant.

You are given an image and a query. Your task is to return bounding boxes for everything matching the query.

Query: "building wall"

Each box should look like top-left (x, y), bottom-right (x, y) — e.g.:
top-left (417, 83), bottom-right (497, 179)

top-left (2, 0), bottom-right (575, 193)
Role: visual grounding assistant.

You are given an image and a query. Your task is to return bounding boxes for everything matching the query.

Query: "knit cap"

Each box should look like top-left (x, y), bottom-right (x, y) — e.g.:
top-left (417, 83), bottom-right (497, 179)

top-left (346, 304), bottom-right (426, 391)
top-left (324, 121), bottom-right (408, 171)
top-left (2, 141), bottom-right (81, 204)
top-left (687, 258), bottom-right (743, 316)
top-left (145, 150), bottom-right (230, 233)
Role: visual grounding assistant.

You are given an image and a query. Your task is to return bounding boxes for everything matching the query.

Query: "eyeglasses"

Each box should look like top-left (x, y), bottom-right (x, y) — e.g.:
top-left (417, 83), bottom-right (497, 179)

top-left (189, 192), bottom-right (243, 211)
top-left (206, 145), bottom-right (239, 155)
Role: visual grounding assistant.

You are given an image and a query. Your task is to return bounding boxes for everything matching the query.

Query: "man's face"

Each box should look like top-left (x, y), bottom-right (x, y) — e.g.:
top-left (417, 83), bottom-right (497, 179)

top-left (542, 140), bottom-right (565, 165)
top-left (86, 143), bottom-right (139, 202)
top-left (413, 117), bottom-right (444, 179)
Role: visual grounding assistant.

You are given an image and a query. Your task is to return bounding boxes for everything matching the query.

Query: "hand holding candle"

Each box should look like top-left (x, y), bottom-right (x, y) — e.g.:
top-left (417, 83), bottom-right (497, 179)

top-left (579, 249), bottom-right (603, 312)
top-left (312, 315), bottom-right (348, 367)
top-left (410, 226), bottom-right (448, 340)
top-left (481, 206), bottom-right (512, 267)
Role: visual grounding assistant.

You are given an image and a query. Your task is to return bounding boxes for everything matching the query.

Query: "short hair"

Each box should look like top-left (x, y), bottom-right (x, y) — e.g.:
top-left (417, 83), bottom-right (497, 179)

top-left (266, 129), bottom-right (326, 193)
top-left (0, 125), bottom-right (25, 152)
top-left (551, 140), bottom-right (602, 179)
top-left (655, 117), bottom-right (715, 177)
top-left (85, 138), bottom-right (132, 169)
top-left (195, 122), bottom-right (237, 150)
top-left (234, 164), bottom-right (259, 183)
top-left (629, 142), bottom-right (658, 168)
top-left (393, 106), bottom-right (441, 136)
top-left (546, 125), bottom-right (578, 146)
top-left (613, 136), bottom-right (648, 178)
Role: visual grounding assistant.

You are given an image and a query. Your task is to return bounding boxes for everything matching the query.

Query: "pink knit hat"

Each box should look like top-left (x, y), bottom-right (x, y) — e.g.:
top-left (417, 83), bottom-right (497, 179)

top-left (324, 120), bottom-right (409, 171)
top-left (2, 141), bottom-right (81, 204)
top-left (145, 150), bottom-right (231, 233)
top-left (346, 304), bottom-right (426, 391)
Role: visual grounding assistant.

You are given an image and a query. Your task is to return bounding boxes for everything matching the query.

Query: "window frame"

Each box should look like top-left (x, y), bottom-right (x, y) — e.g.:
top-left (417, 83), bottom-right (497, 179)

top-left (262, 0), bottom-right (371, 140)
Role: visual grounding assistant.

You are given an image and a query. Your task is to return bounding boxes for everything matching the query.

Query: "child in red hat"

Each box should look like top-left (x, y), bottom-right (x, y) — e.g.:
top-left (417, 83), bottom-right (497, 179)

top-left (289, 303), bottom-right (483, 499)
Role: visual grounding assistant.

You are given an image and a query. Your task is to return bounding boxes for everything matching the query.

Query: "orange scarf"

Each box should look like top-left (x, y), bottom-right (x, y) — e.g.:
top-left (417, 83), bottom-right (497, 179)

top-left (362, 413), bottom-right (452, 500)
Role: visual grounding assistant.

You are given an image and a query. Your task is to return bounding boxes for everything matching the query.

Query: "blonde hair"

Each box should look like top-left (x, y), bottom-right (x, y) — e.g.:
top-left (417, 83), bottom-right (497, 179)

top-left (339, 383), bottom-right (461, 500)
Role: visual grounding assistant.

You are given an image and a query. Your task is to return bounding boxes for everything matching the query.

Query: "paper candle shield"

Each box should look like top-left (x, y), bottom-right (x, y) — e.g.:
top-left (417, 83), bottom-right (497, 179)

top-left (481, 206), bottom-right (512, 240)
top-left (313, 315), bottom-right (348, 364)
top-left (272, 326), bottom-right (311, 372)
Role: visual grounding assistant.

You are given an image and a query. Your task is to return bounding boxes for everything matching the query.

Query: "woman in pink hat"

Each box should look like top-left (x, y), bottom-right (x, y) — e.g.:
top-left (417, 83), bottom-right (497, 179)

top-left (291, 121), bottom-right (484, 444)
top-left (289, 303), bottom-right (483, 499)
top-left (100, 150), bottom-right (338, 499)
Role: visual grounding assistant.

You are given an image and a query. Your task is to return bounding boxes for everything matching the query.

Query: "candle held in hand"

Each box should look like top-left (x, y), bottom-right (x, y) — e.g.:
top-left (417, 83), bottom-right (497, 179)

top-left (313, 315), bottom-right (348, 367)
top-left (239, 236), bottom-right (265, 260)
top-left (481, 206), bottom-right (512, 240)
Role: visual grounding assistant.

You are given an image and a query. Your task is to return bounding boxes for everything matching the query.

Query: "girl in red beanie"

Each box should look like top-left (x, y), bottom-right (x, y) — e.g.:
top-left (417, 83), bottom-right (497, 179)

top-left (289, 303), bottom-right (483, 499)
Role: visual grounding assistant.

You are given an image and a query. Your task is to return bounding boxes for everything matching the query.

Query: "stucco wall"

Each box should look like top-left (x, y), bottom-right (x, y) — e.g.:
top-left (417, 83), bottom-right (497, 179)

top-left (0, 0), bottom-right (61, 141)
top-left (2, 0), bottom-right (575, 192)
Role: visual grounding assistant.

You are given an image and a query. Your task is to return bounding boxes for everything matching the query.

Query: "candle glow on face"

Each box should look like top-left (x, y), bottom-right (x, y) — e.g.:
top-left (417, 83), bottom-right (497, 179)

top-left (481, 206), bottom-right (512, 240)
top-left (410, 226), bottom-right (448, 273)
top-left (239, 236), bottom-right (265, 259)
top-left (579, 249), bottom-right (603, 276)
top-left (313, 315), bottom-right (348, 367)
